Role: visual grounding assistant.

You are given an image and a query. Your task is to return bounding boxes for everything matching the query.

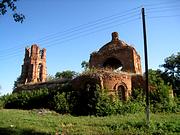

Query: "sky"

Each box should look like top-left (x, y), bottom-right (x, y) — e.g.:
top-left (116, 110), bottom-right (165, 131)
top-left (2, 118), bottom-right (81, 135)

top-left (0, 0), bottom-right (180, 95)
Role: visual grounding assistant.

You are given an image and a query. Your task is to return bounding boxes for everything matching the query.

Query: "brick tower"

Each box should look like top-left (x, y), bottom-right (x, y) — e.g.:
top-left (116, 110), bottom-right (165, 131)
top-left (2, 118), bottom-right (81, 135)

top-left (20, 44), bottom-right (47, 84)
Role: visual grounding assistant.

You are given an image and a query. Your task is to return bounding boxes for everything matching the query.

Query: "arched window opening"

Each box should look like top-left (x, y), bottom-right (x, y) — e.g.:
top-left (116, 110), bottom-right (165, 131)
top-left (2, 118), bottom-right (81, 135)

top-left (103, 57), bottom-right (123, 70)
top-left (118, 85), bottom-right (126, 101)
top-left (38, 64), bottom-right (43, 81)
top-left (39, 50), bottom-right (43, 59)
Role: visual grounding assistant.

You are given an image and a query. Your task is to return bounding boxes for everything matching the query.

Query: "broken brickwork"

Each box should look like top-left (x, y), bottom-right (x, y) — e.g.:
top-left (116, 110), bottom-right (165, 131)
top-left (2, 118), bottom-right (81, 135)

top-left (19, 44), bottom-right (47, 84)
top-left (16, 32), bottom-right (144, 101)
top-left (72, 32), bottom-right (144, 100)
top-left (89, 32), bottom-right (142, 74)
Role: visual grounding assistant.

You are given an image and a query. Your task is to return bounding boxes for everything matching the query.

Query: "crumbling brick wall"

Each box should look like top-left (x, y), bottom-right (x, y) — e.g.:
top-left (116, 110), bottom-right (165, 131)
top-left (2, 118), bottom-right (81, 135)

top-left (20, 44), bottom-right (47, 84)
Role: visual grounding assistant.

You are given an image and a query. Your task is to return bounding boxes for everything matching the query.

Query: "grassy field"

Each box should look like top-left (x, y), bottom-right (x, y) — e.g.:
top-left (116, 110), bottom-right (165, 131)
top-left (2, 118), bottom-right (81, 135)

top-left (0, 109), bottom-right (179, 135)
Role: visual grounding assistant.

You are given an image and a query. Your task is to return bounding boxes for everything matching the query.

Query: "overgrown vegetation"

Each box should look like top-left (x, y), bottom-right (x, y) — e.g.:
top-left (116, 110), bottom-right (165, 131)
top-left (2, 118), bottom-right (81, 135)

top-left (0, 97), bottom-right (4, 109)
top-left (1, 80), bottom-right (179, 116)
top-left (148, 69), bottom-right (179, 113)
top-left (51, 92), bottom-right (69, 114)
top-left (0, 109), bottom-right (179, 135)
top-left (4, 89), bottom-right (49, 109)
top-left (160, 52), bottom-right (180, 96)
top-left (55, 70), bottom-right (78, 79)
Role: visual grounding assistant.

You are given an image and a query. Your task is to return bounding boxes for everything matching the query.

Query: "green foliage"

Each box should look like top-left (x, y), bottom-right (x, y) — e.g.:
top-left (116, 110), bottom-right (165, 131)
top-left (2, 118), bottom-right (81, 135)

top-left (0, 0), bottom-right (25, 23)
top-left (55, 70), bottom-right (77, 79)
top-left (68, 85), bottom-right (146, 116)
top-left (131, 88), bottom-right (145, 102)
top-left (46, 74), bottom-right (55, 81)
top-left (69, 84), bottom-right (100, 115)
top-left (115, 100), bottom-right (145, 115)
top-left (4, 88), bottom-right (51, 109)
top-left (71, 85), bottom-right (145, 116)
top-left (3, 71), bottom-right (180, 115)
top-left (0, 96), bottom-right (4, 109)
top-left (95, 89), bottom-right (116, 116)
top-left (0, 85), bottom-right (1, 100)
top-left (52, 92), bottom-right (69, 114)
top-left (13, 76), bottom-right (21, 90)
top-left (148, 69), bottom-right (178, 113)
top-left (160, 52), bottom-right (180, 96)
top-left (81, 60), bottom-right (89, 71)
top-left (3, 87), bottom-right (71, 113)
top-left (0, 109), bottom-right (180, 135)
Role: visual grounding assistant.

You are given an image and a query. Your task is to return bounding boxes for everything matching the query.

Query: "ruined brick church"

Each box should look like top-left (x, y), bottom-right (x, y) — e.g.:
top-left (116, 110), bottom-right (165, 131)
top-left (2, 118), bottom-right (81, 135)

top-left (72, 32), bottom-right (143, 100)
top-left (17, 32), bottom-right (144, 100)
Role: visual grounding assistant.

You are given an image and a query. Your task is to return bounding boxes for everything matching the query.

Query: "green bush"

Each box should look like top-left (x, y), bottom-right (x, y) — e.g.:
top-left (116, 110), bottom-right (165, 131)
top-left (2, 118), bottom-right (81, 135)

top-left (112, 97), bottom-right (145, 115)
top-left (4, 88), bottom-right (51, 109)
top-left (120, 101), bottom-right (145, 114)
top-left (95, 89), bottom-right (115, 116)
top-left (150, 98), bottom-right (179, 113)
top-left (52, 92), bottom-right (69, 114)
top-left (0, 96), bottom-right (4, 109)
top-left (131, 88), bottom-right (145, 102)
top-left (95, 89), bottom-right (145, 116)
top-left (68, 84), bottom-right (100, 116)
top-left (148, 69), bottom-right (179, 113)
top-left (3, 80), bottom-right (179, 116)
top-left (149, 85), bottom-right (179, 113)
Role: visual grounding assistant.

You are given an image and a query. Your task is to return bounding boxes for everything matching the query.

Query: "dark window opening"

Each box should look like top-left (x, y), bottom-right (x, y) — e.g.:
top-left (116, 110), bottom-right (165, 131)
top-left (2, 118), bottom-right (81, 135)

top-left (39, 50), bottom-right (43, 59)
top-left (38, 64), bottom-right (43, 81)
top-left (118, 85), bottom-right (126, 101)
top-left (103, 57), bottom-right (123, 70)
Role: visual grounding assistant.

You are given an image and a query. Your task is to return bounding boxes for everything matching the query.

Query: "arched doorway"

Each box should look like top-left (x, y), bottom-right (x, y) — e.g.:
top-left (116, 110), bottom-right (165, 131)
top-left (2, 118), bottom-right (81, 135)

top-left (118, 85), bottom-right (126, 101)
top-left (103, 57), bottom-right (123, 70)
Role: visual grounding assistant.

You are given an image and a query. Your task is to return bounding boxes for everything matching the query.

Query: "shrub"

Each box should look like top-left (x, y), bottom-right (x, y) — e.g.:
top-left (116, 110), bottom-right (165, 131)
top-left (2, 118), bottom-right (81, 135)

top-left (69, 84), bottom-right (99, 116)
top-left (95, 89), bottom-right (115, 116)
top-left (4, 88), bottom-right (51, 109)
top-left (131, 88), bottom-right (145, 102)
top-left (0, 96), bottom-right (4, 109)
top-left (112, 98), bottom-right (145, 115)
top-left (149, 84), bottom-right (179, 113)
top-left (52, 92), bottom-right (69, 114)
top-left (148, 69), bottom-right (179, 113)
top-left (3, 80), bottom-right (179, 116)
top-left (67, 85), bottom-right (146, 116)
top-left (95, 88), bottom-right (145, 116)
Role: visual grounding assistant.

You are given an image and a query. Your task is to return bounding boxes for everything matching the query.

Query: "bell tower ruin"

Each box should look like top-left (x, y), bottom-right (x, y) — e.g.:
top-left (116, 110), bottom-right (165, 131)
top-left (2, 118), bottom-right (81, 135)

top-left (19, 44), bottom-right (47, 84)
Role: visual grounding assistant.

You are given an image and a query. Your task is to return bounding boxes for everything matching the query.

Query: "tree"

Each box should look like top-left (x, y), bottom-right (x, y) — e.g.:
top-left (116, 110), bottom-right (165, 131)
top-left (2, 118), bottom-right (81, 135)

top-left (148, 69), bottom-right (172, 98)
top-left (81, 60), bottom-right (89, 71)
top-left (160, 52), bottom-right (180, 96)
top-left (55, 70), bottom-right (77, 80)
top-left (0, 0), bottom-right (25, 23)
top-left (13, 76), bottom-right (21, 90)
top-left (148, 69), bottom-right (175, 112)
top-left (46, 74), bottom-right (55, 81)
top-left (0, 85), bottom-right (1, 96)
